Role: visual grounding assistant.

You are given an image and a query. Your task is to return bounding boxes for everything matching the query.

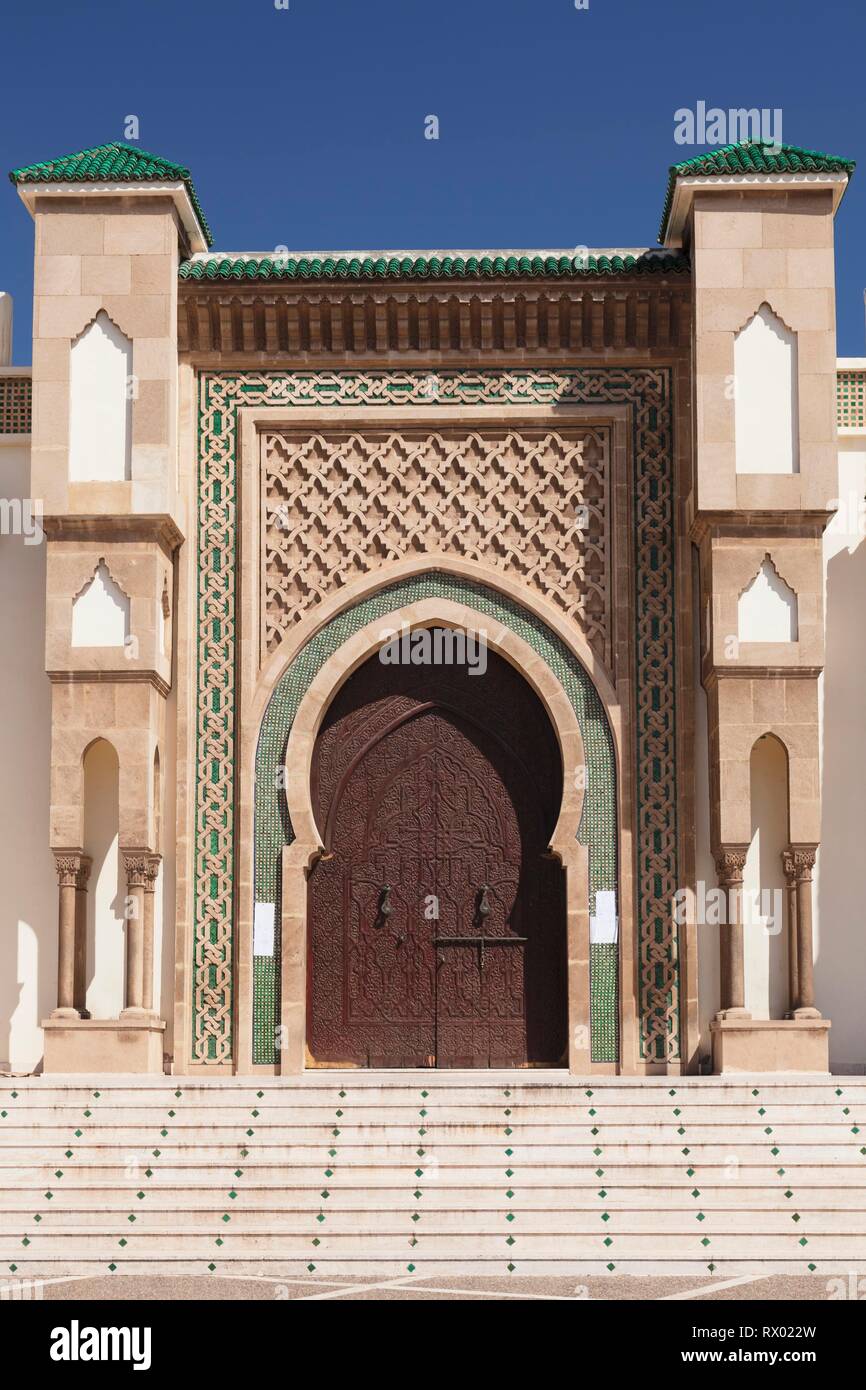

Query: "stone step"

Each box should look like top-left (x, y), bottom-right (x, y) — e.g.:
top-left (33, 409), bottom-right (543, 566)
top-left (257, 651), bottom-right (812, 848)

top-left (0, 1230), bottom-right (858, 1257)
top-left (4, 1081), bottom-right (865, 1104)
top-left (1, 1143), bottom-right (863, 1165)
top-left (1, 1207), bottom-right (862, 1234)
top-left (3, 1184), bottom-right (864, 1209)
top-left (1, 1161), bottom-right (862, 1185)
top-left (7, 1256), bottom-right (865, 1277)
top-left (0, 1122), bottom-right (861, 1145)
top-left (2, 1075), bottom-right (862, 1274)
top-left (5, 1101), bottom-right (862, 1121)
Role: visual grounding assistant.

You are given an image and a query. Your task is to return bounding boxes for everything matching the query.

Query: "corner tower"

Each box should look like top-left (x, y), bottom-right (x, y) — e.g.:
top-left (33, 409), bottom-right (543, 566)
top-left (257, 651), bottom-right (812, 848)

top-left (10, 142), bottom-right (211, 1071)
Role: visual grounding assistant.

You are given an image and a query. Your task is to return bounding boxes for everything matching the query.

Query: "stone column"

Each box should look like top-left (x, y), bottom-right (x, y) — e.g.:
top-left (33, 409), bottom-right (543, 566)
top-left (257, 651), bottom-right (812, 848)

top-left (714, 847), bottom-right (750, 1018)
top-left (142, 853), bottom-right (161, 1014)
top-left (51, 851), bottom-right (86, 1019)
top-left (789, 845), bottom-right (821, 1018)
top-left (73, 855), bottom-right (92, 1018)
top-left (781, 848), bottom-right (799, 1017)
top-left (121, 850), bottom-right (149, 1017)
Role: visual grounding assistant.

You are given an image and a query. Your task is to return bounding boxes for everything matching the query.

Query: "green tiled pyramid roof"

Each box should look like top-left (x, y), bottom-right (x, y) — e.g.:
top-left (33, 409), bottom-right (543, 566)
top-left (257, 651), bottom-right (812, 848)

top-left (178, 248), bottom-right (686, 283)
top-left (660, 140), bottom-right (855, 240)
top-left (9, 141), bottom-right (213, 246)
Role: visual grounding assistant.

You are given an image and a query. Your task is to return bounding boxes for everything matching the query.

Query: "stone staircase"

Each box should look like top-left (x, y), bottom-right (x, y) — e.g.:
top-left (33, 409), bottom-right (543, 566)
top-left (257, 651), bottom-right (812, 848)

top-left (1, 1073), bottom-right (865, 1278)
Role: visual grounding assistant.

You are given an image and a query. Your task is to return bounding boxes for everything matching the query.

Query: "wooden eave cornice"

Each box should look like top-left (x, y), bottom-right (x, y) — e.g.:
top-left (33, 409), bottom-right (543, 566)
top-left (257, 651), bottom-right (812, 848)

top-left (177, 276), bottom-right (693, 361)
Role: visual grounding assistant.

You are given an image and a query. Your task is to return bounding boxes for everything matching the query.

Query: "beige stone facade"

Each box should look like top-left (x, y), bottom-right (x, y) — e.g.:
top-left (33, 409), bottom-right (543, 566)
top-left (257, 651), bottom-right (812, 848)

top-left (1, 139), bottom-right (863, 1078)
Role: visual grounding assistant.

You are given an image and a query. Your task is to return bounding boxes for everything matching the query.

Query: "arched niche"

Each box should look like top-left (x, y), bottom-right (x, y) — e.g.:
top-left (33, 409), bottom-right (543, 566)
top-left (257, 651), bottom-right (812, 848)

top-left (734, 303), bottom-right (799, 475)
top-left (71, 559), bottom-right (131, 648)
top-left (738, 555), bottom-right (798, 643)
top-left (69, 310), bottom-right (133, 482)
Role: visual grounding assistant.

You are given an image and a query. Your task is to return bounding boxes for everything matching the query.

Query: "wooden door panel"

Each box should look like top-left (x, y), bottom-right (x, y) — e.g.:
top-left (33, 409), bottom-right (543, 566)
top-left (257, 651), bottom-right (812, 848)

top-left (308, 637), bottom-right (566, 1067)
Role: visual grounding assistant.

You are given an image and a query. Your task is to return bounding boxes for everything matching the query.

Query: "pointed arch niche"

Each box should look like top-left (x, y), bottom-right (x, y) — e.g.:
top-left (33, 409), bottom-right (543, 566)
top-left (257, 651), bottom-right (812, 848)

top-left (738, 555), bottom-right (798, 643)
top-left (69, 310), bottom-right (133, 482)
top-left (734, 303), bottom-right (799, 475)
top-left (71, 559), bottom-right (131, 648)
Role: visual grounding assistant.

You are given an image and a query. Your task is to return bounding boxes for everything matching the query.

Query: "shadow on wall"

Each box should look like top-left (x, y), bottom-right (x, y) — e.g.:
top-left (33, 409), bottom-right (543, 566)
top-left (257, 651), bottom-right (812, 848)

top-left (0, 445), bottom-right (54, 1073)
top-left (819, 538), bottom-right (866, 1070)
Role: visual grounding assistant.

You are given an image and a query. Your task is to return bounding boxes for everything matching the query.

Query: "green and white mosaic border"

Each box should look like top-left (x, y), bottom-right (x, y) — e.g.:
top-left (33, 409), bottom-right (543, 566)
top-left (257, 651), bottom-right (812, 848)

top-left (194, 368), bottom-right (679, 1066)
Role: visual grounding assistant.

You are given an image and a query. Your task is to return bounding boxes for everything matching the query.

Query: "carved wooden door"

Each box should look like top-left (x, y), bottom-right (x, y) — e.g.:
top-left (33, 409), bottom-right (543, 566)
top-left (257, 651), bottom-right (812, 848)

top-left (308, 639), bottom-right (565, 1067)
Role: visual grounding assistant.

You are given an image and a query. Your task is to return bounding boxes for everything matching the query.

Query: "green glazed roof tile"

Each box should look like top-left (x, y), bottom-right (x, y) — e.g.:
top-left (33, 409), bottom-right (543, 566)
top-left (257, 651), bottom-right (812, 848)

top-left (9, 141), bottom-right (212, 246)
top-left (178, 248), bottom-right (687, 283)
top-left (660, 140), bottom-right (855, 240)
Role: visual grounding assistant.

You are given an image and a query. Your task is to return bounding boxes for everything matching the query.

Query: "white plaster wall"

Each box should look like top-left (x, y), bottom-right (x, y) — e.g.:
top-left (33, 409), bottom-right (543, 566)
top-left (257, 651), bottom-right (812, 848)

top-left (818, 439), bottom-right (866, 1071)
top-left (82, 740), bottom-right (125, 1019)
top-left (743, 736), bottom-right (789, 1020)
top-left (734, 305), bottom-right (799, 474)
top-left (0, 440), bottom-right (55, 1072)
top-left (69, 312), bottom-right (132, 483)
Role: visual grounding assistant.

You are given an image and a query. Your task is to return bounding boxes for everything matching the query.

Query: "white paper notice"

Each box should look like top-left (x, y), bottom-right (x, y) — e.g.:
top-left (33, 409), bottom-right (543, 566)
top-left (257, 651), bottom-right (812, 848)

top-left (253, 902), bottom-right (275, 956)
top-left (590, 890), bottom-right (618, 944)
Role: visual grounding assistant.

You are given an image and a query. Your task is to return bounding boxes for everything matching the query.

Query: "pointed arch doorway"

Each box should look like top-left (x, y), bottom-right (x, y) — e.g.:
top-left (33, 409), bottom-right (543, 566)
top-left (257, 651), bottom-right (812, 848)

top-left (307, 633), bottom-right (566, 1067)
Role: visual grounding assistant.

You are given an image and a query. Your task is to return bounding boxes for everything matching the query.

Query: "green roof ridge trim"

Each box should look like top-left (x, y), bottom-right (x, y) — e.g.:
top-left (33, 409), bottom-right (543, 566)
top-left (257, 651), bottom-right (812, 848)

top-left (178, 249), bottom-right (687, 282)
top-left (8, 141), bottom-right (213, 247)
top-left (659, 140), bottom-right (855, 241)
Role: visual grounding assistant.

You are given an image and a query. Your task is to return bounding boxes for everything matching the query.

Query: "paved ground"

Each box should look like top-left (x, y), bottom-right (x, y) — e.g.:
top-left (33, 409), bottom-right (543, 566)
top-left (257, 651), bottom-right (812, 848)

top-left (21, 1271), bottom-right (853, 1300)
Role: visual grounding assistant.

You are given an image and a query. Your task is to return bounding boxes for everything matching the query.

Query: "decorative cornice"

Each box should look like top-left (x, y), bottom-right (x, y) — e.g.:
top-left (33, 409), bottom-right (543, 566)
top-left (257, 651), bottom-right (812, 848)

top-left (40, 514), bottom-right (184, 553)
top-left (689, 512), bottom-right (832, 543)
top-left (178, 279), bottom-right (692, 360)
top-left (47, 669), bottom-right (171, 699)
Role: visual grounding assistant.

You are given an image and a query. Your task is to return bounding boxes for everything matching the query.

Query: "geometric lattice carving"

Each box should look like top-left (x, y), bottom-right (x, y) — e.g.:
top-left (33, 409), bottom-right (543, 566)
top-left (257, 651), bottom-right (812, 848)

top-left (195, 368), bottom-right (679, 1066)
top-left (262, 426), bottom-right (610, 664)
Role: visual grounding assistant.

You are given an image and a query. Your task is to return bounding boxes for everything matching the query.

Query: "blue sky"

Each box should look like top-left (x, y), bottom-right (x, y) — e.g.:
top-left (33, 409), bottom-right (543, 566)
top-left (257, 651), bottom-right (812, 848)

top-left (2, 0), bottom-right (865, 360)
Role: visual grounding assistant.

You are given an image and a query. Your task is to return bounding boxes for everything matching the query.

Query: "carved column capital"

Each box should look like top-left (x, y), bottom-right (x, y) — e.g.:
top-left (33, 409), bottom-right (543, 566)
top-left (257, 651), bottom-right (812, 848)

top-left (53, 850), bottom-right (91, 890)
top-left (143, 853), bottom-right (161, 893)
top-left (714, 846), bottom-right (748, 886)
top-left (784, 845), bottom-right (818, 884)
top-left (122, 849), bottom-right (151, 889)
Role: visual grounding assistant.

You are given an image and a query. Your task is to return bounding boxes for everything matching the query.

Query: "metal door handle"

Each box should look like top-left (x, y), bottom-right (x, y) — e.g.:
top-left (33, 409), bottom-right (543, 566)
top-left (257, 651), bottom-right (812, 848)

top-left (378, 884), bottom-right (392, 918)
top-left (478, 883), bottom-right (491, 917)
